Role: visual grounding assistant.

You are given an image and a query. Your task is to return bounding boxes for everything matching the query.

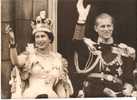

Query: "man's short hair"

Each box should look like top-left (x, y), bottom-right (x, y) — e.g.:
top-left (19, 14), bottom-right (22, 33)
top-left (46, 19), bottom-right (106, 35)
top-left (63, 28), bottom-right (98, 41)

top-left (95, 13), bottom-right (114, 26)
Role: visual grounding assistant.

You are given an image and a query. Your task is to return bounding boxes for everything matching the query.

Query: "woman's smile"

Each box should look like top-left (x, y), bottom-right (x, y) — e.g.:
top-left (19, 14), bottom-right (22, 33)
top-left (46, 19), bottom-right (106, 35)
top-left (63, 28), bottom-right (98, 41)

top-left (35, 31), bottom-right (51, 49)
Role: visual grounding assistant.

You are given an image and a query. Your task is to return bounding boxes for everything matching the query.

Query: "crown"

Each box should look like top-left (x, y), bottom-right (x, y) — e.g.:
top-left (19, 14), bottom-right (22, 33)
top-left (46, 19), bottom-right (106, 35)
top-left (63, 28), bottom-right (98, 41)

top-left (31, 10), bottom-right (53, 34)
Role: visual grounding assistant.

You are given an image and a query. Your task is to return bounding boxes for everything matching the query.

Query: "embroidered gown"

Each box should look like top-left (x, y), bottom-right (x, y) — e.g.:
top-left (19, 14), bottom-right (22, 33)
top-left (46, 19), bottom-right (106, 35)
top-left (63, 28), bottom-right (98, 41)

top-left (9, 46), bottom-right (73, 98)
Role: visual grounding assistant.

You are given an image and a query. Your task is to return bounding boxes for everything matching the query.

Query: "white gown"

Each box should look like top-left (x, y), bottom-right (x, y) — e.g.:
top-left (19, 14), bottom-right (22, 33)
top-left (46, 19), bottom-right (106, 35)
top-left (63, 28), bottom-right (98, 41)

top-left (9, 49), bottom-right (73, 99)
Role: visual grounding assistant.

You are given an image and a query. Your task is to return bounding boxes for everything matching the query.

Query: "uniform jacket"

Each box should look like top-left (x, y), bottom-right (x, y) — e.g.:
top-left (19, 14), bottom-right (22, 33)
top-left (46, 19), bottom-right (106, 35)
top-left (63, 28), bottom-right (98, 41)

top-left (73, 24), bottom-right (136, 95)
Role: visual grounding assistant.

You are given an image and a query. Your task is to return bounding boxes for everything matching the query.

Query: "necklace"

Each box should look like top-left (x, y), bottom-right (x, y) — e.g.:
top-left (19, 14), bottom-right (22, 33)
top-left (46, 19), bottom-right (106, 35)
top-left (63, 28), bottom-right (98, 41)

top-left (35, 49), bottom-right (52, 58)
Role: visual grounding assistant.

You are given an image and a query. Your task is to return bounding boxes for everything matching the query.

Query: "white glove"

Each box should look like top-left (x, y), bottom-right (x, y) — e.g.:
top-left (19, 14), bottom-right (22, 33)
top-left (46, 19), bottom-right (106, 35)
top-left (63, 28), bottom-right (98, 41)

top-left (78, 90), bottom-right (85, 98)
top-left (77, 0), bottom-right (91, 24)
top-left (103, 88), bottom-right (117, 97)
top-left (122, 83), bottom-right (133, 96)
top-left (5, 24), bottom-right (15, 45)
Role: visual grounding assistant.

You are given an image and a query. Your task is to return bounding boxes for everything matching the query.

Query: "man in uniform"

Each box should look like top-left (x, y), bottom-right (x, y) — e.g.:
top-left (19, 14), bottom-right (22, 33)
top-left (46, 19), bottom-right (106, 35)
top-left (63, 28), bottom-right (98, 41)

top-left (73, 0), bottom-right (136, 97)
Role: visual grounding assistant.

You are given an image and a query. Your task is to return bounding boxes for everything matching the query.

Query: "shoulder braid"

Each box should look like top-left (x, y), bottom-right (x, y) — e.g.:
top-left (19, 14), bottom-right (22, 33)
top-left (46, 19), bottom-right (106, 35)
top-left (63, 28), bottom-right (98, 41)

top-left (83, 37), bottom-right (97, 52)
top-left (113, 43), bottom-right (136, 59)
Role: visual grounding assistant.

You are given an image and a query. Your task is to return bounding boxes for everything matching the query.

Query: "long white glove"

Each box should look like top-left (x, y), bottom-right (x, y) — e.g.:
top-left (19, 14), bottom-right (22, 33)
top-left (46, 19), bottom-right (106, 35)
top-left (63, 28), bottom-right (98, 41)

top-left (77, 0), bottom-right (91, 24)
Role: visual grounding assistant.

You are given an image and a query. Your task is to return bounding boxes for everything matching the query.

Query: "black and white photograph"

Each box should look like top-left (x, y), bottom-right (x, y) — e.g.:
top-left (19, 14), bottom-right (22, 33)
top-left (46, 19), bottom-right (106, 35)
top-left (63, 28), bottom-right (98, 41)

top-left (1, 0), bottom-right (137, 99)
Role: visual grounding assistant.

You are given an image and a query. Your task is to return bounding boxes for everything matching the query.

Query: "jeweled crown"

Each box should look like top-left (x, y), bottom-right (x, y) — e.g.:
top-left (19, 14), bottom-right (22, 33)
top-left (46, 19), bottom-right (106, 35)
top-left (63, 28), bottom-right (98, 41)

top-left (31, 10), bottom-right (53, 34)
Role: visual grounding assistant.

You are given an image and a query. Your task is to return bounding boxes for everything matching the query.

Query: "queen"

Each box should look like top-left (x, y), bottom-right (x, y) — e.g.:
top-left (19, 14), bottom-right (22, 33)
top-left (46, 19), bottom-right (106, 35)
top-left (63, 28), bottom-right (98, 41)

top-left (6, 11), bottom-right (73, 99)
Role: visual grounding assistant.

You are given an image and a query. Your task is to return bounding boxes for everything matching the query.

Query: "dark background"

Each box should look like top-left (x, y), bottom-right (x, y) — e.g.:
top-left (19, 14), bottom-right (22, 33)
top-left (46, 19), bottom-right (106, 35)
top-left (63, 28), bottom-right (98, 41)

top-left (58, 0), bottom-right (137, 97)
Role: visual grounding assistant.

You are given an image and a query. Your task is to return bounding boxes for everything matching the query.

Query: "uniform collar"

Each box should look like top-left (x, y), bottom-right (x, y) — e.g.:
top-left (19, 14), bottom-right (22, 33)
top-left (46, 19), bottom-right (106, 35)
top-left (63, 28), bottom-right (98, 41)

top-left (97, 37), bottom-right (114, 45)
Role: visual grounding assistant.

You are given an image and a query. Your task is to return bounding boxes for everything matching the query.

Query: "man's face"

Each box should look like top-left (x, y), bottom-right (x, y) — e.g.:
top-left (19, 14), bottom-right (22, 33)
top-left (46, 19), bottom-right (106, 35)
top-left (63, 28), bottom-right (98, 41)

top-left (95, 17), bottom-right (114, 39)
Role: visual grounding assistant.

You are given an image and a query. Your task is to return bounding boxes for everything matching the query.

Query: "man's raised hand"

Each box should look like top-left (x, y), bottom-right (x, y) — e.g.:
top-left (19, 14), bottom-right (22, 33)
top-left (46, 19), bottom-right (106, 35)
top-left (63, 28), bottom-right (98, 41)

top-left (77, 0), bottom-right (91, 23)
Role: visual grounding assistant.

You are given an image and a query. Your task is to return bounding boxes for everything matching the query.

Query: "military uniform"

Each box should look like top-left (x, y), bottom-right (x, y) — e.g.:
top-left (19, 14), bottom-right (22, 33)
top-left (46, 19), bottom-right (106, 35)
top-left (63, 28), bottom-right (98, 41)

top-left (73, 24), bottom-right (136, 97)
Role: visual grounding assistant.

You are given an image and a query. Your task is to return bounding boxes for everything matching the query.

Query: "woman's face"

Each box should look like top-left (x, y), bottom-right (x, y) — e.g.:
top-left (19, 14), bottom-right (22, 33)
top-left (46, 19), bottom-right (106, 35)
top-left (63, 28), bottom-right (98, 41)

top-left (35, 31), bottom-right (51, 50)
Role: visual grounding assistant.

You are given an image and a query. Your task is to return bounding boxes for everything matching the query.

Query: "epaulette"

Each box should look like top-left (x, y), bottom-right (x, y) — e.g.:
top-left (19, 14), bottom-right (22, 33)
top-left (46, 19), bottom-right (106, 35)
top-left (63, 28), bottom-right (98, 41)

top-left (112, 43), bottom-right (136, 59)
top-left (83, 37), bottom-right (97, 51)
